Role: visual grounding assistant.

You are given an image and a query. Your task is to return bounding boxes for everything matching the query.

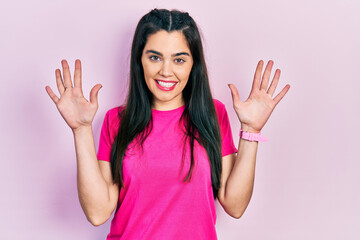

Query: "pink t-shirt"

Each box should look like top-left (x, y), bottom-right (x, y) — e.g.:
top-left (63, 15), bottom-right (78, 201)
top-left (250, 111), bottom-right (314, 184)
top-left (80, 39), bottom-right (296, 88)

top-left (97, 99), bottom-right (237, 240)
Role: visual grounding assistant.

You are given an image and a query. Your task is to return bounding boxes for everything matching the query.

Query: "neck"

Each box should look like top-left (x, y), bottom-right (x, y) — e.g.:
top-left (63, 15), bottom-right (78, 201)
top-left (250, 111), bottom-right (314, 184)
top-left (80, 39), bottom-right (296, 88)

top-left (152, 97), bottom-right (185, 111)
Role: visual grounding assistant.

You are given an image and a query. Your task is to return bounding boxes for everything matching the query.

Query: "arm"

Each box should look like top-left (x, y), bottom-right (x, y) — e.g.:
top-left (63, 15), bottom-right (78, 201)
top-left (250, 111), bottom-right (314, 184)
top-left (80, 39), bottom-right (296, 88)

top-left (218, 60), bottom-right (290, 218)
top-left (218, 128), bottom-right (258, 219)
top-left (74, 126), bottom-right (119, 226)
top-left (45, 59), bottom-right (118, 226)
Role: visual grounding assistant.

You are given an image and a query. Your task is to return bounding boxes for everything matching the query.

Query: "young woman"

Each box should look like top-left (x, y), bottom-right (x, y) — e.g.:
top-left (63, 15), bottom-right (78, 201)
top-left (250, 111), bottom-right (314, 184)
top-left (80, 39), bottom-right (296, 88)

top-left (45, 8), bottom-right (290, 240)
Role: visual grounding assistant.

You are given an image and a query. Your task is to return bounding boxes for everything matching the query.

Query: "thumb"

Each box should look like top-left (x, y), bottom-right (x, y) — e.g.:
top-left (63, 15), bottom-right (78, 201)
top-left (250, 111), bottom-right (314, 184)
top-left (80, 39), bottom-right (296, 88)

top-left (90, 84), bottom-right (102, 105)
top-left (228, 84), bottom-right (241, 104)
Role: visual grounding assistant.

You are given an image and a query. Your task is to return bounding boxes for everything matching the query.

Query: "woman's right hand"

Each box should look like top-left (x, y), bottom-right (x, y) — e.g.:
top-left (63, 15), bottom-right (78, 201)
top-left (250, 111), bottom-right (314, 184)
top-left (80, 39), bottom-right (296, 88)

top-left (45, 59), bottom-right (102, 132)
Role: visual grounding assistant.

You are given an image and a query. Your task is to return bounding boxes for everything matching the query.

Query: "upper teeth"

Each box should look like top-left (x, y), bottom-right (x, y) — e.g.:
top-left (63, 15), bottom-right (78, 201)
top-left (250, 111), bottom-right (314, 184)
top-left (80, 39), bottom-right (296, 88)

top-left (157, 81), bottom-right (176, 87)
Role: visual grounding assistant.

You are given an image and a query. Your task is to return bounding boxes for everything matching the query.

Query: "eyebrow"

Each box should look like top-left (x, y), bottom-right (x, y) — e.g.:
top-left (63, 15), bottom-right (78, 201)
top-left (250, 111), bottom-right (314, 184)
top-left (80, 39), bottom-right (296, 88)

top-left (145, 50), bottom-right (190, 57)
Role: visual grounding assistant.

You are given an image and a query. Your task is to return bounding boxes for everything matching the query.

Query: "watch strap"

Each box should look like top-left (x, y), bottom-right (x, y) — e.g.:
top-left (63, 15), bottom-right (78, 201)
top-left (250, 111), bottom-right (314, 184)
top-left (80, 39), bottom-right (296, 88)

top-left (240, 129), bottom-right (268, 142)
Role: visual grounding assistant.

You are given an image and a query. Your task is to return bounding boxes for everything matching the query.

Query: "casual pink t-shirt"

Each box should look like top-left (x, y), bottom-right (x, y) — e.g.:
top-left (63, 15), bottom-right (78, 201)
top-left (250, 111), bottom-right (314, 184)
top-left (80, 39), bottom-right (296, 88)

top-left (97, 99), bottom-right (237, 240)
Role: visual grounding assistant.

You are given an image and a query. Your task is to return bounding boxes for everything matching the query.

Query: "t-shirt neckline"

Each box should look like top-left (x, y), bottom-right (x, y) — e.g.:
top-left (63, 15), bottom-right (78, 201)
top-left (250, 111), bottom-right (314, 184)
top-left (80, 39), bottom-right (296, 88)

top-left (151, 104), bottom-right (185, 115)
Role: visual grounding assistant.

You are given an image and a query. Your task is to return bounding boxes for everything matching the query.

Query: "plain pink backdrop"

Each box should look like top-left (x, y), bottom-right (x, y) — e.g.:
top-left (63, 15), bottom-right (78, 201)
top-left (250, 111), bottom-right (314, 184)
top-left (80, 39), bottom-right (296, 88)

top-left (1, 0), bottom-right (359, 239)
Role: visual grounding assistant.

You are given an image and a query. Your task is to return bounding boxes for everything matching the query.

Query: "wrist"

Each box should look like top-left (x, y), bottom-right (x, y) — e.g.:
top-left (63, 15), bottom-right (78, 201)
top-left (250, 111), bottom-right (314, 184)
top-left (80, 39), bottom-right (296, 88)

top-left (239, 127), bottom-right (268, 142)
top-left (72, 125), bottom-right (93, 135)
top-left (240, 124), bottom-right (260, 133)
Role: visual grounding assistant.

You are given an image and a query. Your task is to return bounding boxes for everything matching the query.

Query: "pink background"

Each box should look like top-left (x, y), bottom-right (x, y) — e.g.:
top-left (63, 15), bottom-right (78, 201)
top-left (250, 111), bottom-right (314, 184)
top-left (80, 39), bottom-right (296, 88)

top-left (1, 0), bottom-right (359, 239)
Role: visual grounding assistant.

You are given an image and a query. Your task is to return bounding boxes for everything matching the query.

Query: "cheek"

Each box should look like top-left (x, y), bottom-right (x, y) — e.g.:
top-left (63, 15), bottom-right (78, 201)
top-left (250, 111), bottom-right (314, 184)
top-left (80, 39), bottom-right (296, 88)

top-left (175, 65), bottom-right (192, 80)
top-left (181, 65), bottom-right (192, 81)
top-left (143, 62), bottom-right (158, 78)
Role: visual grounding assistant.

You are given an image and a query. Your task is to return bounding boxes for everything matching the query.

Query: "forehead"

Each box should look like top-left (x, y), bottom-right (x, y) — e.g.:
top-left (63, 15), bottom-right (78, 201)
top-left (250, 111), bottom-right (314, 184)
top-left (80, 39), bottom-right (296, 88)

top-left (143, 30), bottom-right (190, 55)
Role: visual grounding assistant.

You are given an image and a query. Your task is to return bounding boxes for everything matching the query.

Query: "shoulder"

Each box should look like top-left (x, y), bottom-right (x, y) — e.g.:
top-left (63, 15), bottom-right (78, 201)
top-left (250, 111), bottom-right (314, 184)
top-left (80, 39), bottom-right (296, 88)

top-left (212, 98), bottom-right (226, 115)
top-left (212, 99), bottom-right (233, 126)
top-left (103, 105), bottom-right (126, 129)
top-left (105, 105), bottom-right (125, 119)
top-left (212, 98), bottom-right (225, 108)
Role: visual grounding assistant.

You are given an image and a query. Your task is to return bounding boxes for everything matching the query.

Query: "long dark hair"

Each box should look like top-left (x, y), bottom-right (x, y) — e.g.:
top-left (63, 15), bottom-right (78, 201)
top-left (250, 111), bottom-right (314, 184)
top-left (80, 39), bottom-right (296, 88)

top-left (111, 8), bottom-right (222, 199)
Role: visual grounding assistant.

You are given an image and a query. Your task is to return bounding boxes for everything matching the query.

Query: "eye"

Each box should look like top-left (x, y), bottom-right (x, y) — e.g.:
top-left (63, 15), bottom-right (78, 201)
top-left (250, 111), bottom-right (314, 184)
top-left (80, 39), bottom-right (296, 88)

top-left (175, 58), bottom-right (185, 64)
top-left (149, 55), bottom-right (160, 62)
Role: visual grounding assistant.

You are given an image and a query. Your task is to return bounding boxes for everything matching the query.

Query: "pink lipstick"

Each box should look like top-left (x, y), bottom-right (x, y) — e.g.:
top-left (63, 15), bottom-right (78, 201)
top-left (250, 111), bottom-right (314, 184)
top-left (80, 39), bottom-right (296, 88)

top-left (154, 79), bottom-right (178, 91)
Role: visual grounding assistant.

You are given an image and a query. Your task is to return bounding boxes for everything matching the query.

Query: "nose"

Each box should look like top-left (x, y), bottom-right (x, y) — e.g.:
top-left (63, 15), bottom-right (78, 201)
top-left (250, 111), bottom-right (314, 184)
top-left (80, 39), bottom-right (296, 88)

top-left (159, 60), bottom-right (173, 78)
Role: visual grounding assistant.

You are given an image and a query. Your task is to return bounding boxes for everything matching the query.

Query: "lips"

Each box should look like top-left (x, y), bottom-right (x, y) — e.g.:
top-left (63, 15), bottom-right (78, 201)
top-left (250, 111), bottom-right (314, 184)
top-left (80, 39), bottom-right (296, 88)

top-left (155, 79), bottom-right (178, 91)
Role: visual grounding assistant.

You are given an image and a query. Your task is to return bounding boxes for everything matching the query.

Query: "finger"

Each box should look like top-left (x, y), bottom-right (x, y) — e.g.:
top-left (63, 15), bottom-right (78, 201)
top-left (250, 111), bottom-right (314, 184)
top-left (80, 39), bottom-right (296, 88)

top-left (61, 59), bottom-right (73, 89)
top-left (228, 84), bottom-right (242, 106)
top-left (260, 60), bottom-right (274, 91)
top-left (267, 69), bottom-right (280, 97)
top-left (89, 84), bottom-right (103, 105)
top-left (74, 59), bottom-right (82, 89)
top-left (251, 60), bottom-right (264, 93)
top-left (45, 86), bottom-right (60, 104)
top-left (273, 84), bottom-right (290, 106)
top-left (55, 69), bottom-right (65, 95)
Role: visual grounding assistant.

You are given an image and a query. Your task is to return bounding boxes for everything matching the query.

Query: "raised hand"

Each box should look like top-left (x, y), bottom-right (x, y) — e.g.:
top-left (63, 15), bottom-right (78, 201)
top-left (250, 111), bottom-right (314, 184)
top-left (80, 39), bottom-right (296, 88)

top-left (45, 59), bottom-right (102, 132)
top-left (228, 60), bottom-right (290, 133)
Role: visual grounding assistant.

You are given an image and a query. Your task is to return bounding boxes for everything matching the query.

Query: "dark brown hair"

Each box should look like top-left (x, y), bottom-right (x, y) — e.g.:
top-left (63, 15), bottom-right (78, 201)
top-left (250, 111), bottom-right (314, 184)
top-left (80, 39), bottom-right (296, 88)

top-left (111, 8), bottom-right (222, 199)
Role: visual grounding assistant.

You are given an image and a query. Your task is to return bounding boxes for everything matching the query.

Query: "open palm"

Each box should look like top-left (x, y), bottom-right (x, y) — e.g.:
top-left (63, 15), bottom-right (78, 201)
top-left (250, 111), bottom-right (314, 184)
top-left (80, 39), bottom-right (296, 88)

top-left (45, 59), bottom-right (102, 131)
top-left (228, 60), bottom-right (290, 133)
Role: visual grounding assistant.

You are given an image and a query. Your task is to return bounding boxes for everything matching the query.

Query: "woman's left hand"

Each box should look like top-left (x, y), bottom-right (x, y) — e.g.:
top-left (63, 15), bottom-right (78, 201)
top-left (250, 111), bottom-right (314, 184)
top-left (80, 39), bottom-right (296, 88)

top-left (228, 60), bottom-right (290, 133)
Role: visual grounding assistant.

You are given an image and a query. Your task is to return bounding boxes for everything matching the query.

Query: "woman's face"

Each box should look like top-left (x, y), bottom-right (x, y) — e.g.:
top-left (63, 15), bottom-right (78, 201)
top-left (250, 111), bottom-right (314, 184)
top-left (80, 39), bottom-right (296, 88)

top-left (141, 30), bottom-right (193, 110)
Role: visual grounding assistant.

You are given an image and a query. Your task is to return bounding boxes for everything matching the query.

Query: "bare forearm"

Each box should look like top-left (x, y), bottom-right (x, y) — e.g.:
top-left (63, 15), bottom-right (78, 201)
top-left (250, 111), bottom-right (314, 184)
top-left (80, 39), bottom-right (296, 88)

top-left (225, 137), bottom-right (258, 218)
top-left (73, 126), bottom-right (112, 222)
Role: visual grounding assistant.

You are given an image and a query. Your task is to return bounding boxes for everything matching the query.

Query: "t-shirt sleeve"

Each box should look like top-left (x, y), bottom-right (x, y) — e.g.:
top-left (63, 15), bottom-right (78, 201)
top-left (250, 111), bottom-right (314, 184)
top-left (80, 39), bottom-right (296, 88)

top-left (214, 99), bottom-right (238, 156)
top-left (97, 107), bottom-right (121, 162)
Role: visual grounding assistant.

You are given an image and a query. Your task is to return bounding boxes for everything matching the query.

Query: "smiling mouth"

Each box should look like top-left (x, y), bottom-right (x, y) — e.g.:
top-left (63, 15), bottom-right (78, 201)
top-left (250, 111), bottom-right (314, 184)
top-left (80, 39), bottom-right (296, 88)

top-left (156, 80), bottom-right (177, 88)
top-left (154, 79), bottom-right (178, 91)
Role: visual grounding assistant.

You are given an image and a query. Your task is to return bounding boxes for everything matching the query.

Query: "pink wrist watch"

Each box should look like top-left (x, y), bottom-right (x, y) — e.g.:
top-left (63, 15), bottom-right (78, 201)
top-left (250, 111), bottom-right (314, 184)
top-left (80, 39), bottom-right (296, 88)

top-left (239, 129), bottom-right (268, 142)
